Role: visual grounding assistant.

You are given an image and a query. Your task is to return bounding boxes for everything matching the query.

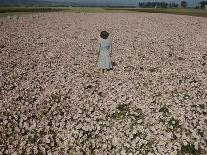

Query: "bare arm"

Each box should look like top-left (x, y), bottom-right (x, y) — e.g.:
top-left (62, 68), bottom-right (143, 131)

top-left (109, 39), bottom-right (112, 56)
top-left (97, 39), bottom-right (100, 62)
top-left (97, 39), bottom-right (101, 53)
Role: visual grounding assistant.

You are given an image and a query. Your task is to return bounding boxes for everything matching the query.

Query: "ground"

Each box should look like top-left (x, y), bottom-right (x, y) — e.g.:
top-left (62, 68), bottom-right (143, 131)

top-left (0, 12), bottom-right (207, 155)
top-left (0, 7), bottom-right (207, 17)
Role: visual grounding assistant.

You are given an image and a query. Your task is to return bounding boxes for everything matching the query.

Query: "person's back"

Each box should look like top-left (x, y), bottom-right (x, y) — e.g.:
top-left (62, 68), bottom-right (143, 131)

top-left (97, 31), bottom-right (113, 73)
top-left (99, 38), bottom-right (111, 51)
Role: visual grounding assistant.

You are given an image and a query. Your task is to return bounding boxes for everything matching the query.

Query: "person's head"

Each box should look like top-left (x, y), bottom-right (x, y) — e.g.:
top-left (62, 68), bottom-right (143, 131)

top-left (100, 31), bottom-right (109, 39)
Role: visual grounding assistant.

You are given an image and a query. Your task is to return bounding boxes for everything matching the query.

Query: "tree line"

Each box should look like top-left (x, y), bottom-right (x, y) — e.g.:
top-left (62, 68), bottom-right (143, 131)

top-left (138, 2), bottom-right (178, 8)
top-left (138, 1), bottom-right (207, 8)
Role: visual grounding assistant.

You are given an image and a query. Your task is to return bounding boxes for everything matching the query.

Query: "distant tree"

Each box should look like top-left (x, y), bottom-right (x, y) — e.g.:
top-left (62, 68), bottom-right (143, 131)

top-left (138, 2), bottom-right (141, 7)
top-left (146, 2), bottom-right (152, 8)
top-left (163, 2), bottom-right (168, 8)
top-left (172, 3), bottom-right (179, 8)
top-left (157, 2), bottom-right (161, 8)
top-left (169, 2), bottom-right (179, 8)
top-left (139, 2), bottom-right (143, 8)
top-left (181, 1), bottom-right (187, 8)
top-left (199, 1), bottom-right (207, 9)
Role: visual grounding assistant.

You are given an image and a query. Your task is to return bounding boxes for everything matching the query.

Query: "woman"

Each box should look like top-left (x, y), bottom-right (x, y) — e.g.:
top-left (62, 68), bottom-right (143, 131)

top-left (97, 31), bottom-right (113, 73)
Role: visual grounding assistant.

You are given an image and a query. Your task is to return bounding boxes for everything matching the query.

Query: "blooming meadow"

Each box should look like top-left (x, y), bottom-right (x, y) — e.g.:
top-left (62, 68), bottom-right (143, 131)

top-left (0, 12), bottom-right (207, 155)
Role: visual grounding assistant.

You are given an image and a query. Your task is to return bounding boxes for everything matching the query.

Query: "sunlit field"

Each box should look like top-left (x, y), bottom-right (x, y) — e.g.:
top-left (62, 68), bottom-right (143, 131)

top-left (0, 7), bottom-right (207, 17)
top-left (0, 12), bottom-right (207, 154)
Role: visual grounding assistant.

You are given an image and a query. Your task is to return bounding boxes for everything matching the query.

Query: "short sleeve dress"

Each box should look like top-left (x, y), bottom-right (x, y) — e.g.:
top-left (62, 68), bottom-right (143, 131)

top-left (97, 38), bottom-right (113, 69)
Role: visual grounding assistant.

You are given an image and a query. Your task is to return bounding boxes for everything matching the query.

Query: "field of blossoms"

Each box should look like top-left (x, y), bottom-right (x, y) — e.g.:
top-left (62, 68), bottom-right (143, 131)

top-left (0, 12), bottom-right (207, 155)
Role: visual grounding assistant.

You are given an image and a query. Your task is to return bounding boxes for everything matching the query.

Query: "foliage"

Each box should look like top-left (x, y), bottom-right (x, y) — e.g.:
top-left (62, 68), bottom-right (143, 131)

top-left (177, 143), bottom-right (201, 155)
top-left (181, 1), bottom-right (188, 8)
top-left (0, 7), bottom-right (63, 13)
top-left (138, 2), bottom-right (178, 8)
top-left (199, 1), bottom-right (207, 9)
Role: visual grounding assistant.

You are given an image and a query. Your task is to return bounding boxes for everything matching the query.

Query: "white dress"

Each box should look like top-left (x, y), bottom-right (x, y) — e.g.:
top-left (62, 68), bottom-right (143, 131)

top-left (97, 38), bottom-right (113, 69)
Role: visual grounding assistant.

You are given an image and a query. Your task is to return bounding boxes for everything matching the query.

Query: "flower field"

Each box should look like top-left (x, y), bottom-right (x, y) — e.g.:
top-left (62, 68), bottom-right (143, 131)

top-left (0, 12), bottom-right (207, 155)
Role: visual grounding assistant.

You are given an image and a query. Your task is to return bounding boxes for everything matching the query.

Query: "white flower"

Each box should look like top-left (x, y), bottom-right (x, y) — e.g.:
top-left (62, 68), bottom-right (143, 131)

top-left (75, 146), bottom-right (80, 151)
top-left (194, 141), bottom-right (199, 150)
top-left (102, 144), bottom-right (107, 149)
top-left (170, 150), bottom-right (177, 155)
top-left (45, 135), bottom-right (50, 143)
top-left (124, 143), bottom-right (130, 148)
top-left (121, 149), bottom-right (126, 155)
top-left (33, 146), bottom-right (38, 154)
top-left (112, 137), bottom-right (119, 146)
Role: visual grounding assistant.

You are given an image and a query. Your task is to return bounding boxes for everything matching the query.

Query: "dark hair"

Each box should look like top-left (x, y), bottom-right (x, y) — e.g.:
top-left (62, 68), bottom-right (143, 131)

top-left (100, 31), bottom-right (109, 39)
